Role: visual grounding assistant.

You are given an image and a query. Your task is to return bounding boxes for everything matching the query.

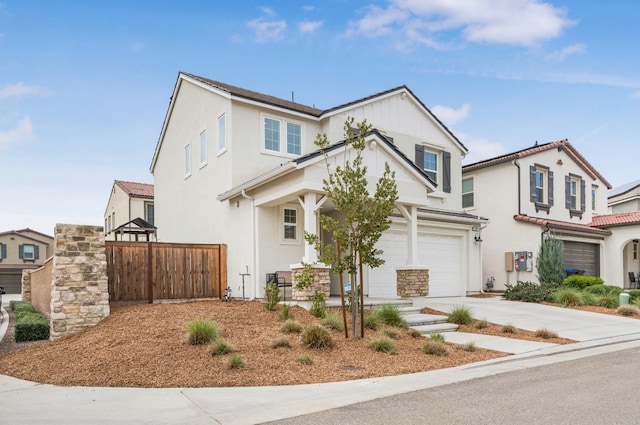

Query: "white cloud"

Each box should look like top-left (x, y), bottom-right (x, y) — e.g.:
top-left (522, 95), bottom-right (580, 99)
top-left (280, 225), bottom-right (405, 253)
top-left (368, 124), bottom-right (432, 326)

top-left (298, 20), bottom-right (323, 34)
top-left (261, 7), bottom-right (276, 17)
top-left (431, 103), bottom-right (471, 127)
top-left (458, 132), bottom-right (507, 165)
top-left (348, 0), bottom-right (574, 48)
top-left (546, 43), bottom-right (586, 60)
top-left (0, 116), bottom-right (35, 150)
top-left (247, 18), bottom-right (287, 42)
top-left (0, 82), bottom-right (43, 99)
top-left (303, 5), bottom-right (315, 12)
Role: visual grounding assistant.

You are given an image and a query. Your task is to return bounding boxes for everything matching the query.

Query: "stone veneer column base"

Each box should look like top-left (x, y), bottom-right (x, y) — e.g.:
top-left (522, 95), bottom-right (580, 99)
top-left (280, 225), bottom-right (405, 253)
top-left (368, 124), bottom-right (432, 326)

top-left (21, 269), bottom-right (32, 302)
top-left (396, 266), bottom-right (429, 297)
top-left (290, 263), bottom-right (331, 301)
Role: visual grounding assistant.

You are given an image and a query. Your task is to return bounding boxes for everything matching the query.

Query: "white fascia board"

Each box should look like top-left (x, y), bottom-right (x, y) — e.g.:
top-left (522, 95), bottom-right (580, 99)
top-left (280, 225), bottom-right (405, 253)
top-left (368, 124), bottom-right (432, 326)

top-left (418, 210), bottom-right (489, 225)
top-left (253, 182), bottom-right (325, 207)
top-left (216, 162), bottom-right (297, 202)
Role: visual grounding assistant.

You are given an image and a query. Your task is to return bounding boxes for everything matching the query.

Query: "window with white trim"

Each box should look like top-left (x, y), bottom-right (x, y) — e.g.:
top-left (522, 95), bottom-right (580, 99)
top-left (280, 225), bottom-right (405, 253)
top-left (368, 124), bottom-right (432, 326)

top-left (145, 202), bottom-right (154, 226)
top-left (263, 116), bottom-right (303, 156)
top-left (185, 144), bottom-right (191, 176)
top-left (591, 185), bottom-right (597, 211)
top-left (422, 150), bottom-right (437, 181)
top-left (218, 114), bottom-right (226, 153)
top-left (200, 130), bottom-right (207, 166)
top-left (280, 205), bottom-right (301, 244)
top-left (462, 177), bottom-right (474, 208)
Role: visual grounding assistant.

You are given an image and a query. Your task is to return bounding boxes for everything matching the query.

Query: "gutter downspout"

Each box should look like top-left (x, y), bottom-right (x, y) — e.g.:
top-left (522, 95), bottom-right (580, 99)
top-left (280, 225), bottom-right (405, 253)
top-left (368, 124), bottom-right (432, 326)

top-left (241, 190), bottom-right (257, 301)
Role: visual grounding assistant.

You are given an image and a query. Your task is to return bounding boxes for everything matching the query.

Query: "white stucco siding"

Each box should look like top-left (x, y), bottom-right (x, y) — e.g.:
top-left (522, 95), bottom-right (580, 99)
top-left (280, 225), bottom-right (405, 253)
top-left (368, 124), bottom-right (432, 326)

top-left (602, 226), bottom-right (640, 287)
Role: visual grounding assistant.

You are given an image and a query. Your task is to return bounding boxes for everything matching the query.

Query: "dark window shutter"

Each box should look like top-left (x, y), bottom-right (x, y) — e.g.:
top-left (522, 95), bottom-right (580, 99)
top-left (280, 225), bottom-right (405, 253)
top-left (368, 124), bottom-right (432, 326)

top-left (565, 175), bottom-right (571, 209)
top-left (580, 179), bottom-right (586, 212)
top-left (415, 145), bottom-right (424, 169)
top-left (548, 171), bottom-right (554, 206)
top-left (19, 244), bottom-right (24, 259)
top-left (529, 166), bottom-right (536, 202)
top-left (1, 243), bottom-right (5, 259)
top-left (35, 245), bottom-right (40, 260)
top-left (442, 151), bottom-right (451, 193)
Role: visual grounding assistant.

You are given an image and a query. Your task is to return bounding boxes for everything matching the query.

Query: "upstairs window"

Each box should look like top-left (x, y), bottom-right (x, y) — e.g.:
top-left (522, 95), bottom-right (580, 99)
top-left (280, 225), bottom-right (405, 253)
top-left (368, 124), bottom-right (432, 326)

top-left (591, 185), bottom-right (597, 211)
top-left (218, 114), bottom-right (226, 153)
top-left (462, 177), bottom-right (474, 208)
top-left (423, 150), bottom-right (437, 181)
top-left (185, 144), bottom-right (192, 177)
top-left (415, 145), bottom-right (451, 192)
top-left (200, 130), bottom-right (207, 166)
top-left (529, 164), bottom-right (554, 213)
top-left (145, 202), bottom-right (155, 226)
top-left (263, 116), bottom-right (303, 156)
top-left (19, 244), bottom-right (39, 261)
top-left (1, 243), bottom-right (6, 260)
top-left (565, 173), bottom-right (586, 218)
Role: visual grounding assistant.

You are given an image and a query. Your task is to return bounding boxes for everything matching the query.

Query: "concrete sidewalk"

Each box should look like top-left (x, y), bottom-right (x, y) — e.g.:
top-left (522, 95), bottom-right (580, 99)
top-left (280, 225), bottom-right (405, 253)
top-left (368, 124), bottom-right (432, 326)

top-left (1, 296), bottom-right (640, 424)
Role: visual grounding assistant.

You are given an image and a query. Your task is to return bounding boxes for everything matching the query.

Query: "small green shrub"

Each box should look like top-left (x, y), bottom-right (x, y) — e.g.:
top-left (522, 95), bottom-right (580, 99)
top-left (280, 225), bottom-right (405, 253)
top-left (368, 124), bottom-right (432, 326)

top-left (554, 288), bottom-right (583, 306)
top-left (270, 337), bottom-right (291, 349)
top-left (380, 327), bottom-right (400, 340)
top-left (364, 311), bottom-right (382, 330)
top-left (14, 305), bottom-right (49, 342)
top-left (628, 289), bottom-right (640, 304)
top-left (616, 305), bottom-right (640, 317)
top-left (583, 284), bottom-right (622, 296)
top-left (580, 291), bottom-right (596, 306)
top-left (322, 312), bottom-right (345, 331)
top-left (502, 281), bottom-right (560, 303)
top-left (535, 328), bottom-right (558, 339)
top-left (447, 304), bottom-right (473, 325)
top-left (228, 354), bottom-right (245, 369)
top-left (422, 340), bottom-right (448, 356)
top-left (375, 304), bottom-right (406, 327)
top-left (208, 339), bottom-right (233, 356)
top-left (265, 282), bottom-right (281, 311)
top-left (595, 294), bottom-right (619, 309)
top-left (281, 319), bottom-right (303, 334)
top-left (297, 354), bottom-right (313, 365)
top-left (475, 319), bottom-right (488, 329)
top-left (460, 341), bottom-right (477, 352)
top-left (368, 335), bottom-right (397, 354)
top-left (10, 301), bottom-right (36, 314)
top-left (301, 323), bottom-right (334, 350)
top-left (563, 275), bottom-right (604, 289)
top-left (310, 291), bottom-right (327, 318)
top-left (501, 324), bottom-right (517, 334)
top-left (407, 328), bottom-right (422, 338)
top-left (187, 319), bottom-right (220, 345)
top-left (429, 332), bottom-right (446, 343)
top-left (281, 303), bottom-right (291, 320)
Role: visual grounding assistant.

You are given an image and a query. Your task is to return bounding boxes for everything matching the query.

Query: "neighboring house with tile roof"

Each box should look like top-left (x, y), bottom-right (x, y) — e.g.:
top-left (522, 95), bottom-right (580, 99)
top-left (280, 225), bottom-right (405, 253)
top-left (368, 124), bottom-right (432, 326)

top-left (463, 140), bottom-right (640, 290)
top-left (103, 180), bottom-right (155, 241)
top-left (150, 71), bottom-right (488, 300)
top-left (0, 228), bottom-right (54, 294)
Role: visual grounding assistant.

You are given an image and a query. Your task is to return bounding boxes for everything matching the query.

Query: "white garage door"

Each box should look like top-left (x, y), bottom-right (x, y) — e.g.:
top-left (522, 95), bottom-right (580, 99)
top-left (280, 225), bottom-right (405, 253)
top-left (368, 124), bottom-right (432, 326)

top-left (368, 231), bottom-right (463, 298)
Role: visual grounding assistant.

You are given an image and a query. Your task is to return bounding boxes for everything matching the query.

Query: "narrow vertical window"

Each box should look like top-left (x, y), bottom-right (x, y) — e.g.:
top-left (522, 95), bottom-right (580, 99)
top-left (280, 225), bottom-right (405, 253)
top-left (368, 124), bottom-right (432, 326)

top-left (462, 177), bottom-right (474, 208)
top-left (287, 122), bottom-right (301, 155)
top-left (185, 144), bottom-right (192, 176)
top-left (569, 179), bottom-right (578, 210)
top-left (423, 151), bottom-right (438, 181)
top-left (535, 170), bottom-right (545, 202)
top-left (280, 206), bottom-right (300, 243)
top-left (200, 130), bottom-right (207, 166)
top-left (145, 202), bottom-right (155, 226)
top-left (218, 114), bottom-right (226, 152)
top-left (264, 117), bottom-right (280, 151)
top-left (591, 186), bottom-right (597, 211)
top-left (634, 242), bottom-right (638, 261)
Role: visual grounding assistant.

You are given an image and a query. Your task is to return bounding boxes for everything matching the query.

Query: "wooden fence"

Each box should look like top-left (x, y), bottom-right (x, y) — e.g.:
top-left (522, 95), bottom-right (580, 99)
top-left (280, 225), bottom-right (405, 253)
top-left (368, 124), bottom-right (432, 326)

top-left (106, 242), bottom-right (227, 303)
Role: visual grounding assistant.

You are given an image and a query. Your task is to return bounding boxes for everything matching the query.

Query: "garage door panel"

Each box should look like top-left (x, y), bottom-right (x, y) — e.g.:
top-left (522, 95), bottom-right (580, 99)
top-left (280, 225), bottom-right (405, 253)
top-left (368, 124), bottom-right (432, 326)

top-left (563, 241), bottom-right (599, 277)
top-left (0, 273), bottom-right (22, 294)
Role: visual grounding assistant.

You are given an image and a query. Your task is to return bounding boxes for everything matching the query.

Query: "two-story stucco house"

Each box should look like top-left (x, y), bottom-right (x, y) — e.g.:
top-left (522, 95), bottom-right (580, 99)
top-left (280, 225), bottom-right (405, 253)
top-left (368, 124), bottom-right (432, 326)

top-left (0, 228), bottom-right (54, 293)
top-left (104, 180), bottom-right (156, 241)
top-left (150, 72), bottom-right (488, 300)
top-left (463, 140), bottom-right (640, 291)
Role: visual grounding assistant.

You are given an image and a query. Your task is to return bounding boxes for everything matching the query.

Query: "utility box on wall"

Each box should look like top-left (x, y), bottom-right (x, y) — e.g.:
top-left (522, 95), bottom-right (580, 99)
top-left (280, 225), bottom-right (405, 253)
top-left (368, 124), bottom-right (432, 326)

top-left (505, 252), bottom-right (514, 272)
top-left (514, 251), bottom-right (533, 272)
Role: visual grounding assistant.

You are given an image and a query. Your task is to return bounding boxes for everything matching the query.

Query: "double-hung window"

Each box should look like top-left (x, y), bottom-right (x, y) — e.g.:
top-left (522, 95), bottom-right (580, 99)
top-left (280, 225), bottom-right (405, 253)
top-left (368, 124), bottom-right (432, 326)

top-left (185, 144), bottom-right (192, 177)
top-left (218, 114), bottom-right (226, 153)
top-left (565, 173), bottom-right (586, 218)
top-left (263, 116), bottom-right (303, 156)
top-left (462, 177), bottom-right (474, 208)
top-left (422, 150), bottom-right (438, 182)
top-left (529, 164), bottom-right (554, 213)
top-left (535, 170), bottom-right (545, 203)
top-left (280, 205), bottom-right (300, 244)
top-left (19, 244), bottom-right (38, 261)
top-left (414, 144), bottom-right (451, 192)
top-left (200, 130), bottom-right (207, 167)
top-left (145, 202), bottom-right (155, 226)
top-left (591, 185), bottom-right (597, 211)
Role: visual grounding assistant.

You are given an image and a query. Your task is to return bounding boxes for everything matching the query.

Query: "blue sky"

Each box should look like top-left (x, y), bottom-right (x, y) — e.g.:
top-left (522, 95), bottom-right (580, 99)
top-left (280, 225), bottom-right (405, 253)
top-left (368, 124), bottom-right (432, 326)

top-left (2, 0), bottom-right (639, 236)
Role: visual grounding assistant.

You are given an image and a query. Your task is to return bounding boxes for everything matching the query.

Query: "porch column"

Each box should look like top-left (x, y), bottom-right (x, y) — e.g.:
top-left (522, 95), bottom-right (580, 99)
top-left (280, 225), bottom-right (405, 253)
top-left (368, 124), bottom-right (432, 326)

top-left (398, 204), bottom-right (419, 265)
top-left (299, 192), bottom-right (327, 263)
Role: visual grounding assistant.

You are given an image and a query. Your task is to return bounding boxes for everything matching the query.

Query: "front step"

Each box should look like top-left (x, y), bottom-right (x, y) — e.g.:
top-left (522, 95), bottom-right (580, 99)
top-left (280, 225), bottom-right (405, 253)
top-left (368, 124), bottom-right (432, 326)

top-left (411, 323), bottom-right (459, 334)
top-left (403, 313), bottom-right (449, 327)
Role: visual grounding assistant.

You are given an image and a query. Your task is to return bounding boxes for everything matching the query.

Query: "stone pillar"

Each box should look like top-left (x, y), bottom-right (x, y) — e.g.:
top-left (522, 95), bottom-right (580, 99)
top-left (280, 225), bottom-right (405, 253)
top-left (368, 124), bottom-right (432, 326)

top-left (21, 269), bottom-right (32, 302)
top-left (50, 224), bottom-right (110, 340)
top-left (290, 264), bottom-right (331, 301)
top-left (396, 266), bottom-right (429, 297)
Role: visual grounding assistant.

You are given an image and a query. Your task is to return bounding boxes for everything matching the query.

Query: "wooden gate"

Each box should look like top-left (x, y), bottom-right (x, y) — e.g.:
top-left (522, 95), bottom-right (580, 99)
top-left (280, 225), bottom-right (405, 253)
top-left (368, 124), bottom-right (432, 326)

top-left (106, 242), bottom-right (227, 303)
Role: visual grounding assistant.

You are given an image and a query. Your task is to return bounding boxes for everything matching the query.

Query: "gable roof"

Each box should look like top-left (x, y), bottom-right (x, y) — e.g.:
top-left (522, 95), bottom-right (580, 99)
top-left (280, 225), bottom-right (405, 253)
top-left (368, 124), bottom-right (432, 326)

top-left (589, 212), bottom-right (640, 228)
top-left (0, 228), bottom-right (53, 244)
top-left (608, 179), bottom-right (640, 198)
top-left (463, 140), bottom-right (612, 189)
top-left (217, 129), bottom-right (437, 202)
top-left (513, 214), bottom-right (611, 236)
top-left (114, 180), bottom-right (154, 198)
top-left (150, 72), bottom-right (467, 172)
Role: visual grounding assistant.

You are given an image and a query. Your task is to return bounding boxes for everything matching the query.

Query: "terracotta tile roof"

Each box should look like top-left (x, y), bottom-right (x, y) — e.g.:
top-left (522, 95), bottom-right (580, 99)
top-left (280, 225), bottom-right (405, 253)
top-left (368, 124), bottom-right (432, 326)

top-left (589, 212), bottom-right (640, 228)
top-left (114, 180), bottom-right (154, 198)
top-left (463, 140), bottom-right (611, 189)
top-left (513, 214), bottom-right (611, 236)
